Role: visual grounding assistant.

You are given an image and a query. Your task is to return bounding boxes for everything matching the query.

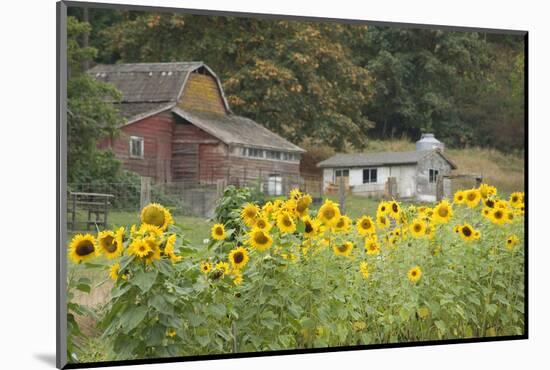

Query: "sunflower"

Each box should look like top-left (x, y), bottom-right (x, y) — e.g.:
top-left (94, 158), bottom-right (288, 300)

top-left (356, 215), bottom-right (375, 236)
top-left (483, 198), bottom-right (496, 208)
top-left (200, 261), bottom-right (212, 274)
top-left (376, 214), bottom-right (389, 230)
top-left (164, 234), bottom-right (181, 263)
top-left (489, 207), bottom-right (509, 225)
top-left (302, 216), bottom-right (320, 238)
top-left (68, 234), bottom-right (98, 264)
top-left (277, 212), bottom-right (296, 233)
top-left (254, 215), bottom-right (272, 232)
top-left (359, 261), bottom-right (369, 279)
top-left (248, 228), bottom-right (273, 251)
top-left (229, 246), bottom-right (249, 270)
top-left (465, 189), bottom-right (481, 208)
top-left (138, 223), bottom-right (163, 237)
top-left (388, 200), bottom-right (401, 219)
top-left (479, 183), bottom-right (497, 199)
top-left (365, 237), bottom-right (381, 255)
top-left (432, 200), bottom-right (453, 224)
top-left (232, 270), bottom-right (244, 286)
top-left (481, 207), bottom-right (492, 219)
top-left (215, 261), bottom-right (231, 276)
top-left (241, 203), bottom-right (260, 227)
top-left (289, 188), bottom-right (303, 200)
top-left (140, 203), bottom-right (173, 231)
top-left (128, 238), bottom-right (152, 258)
top-left (166, 328), bottom-right (177, 338)
top-left (407, 266), bottom-right (422, 283)
top-left (262, 201), bottom-right (275, 218)
top-left (409, 218), bottom-right (427, 238)
top-left (318, 199), bottom-right (341, 227)
top-left (509, 192), bottom-right (524, 208)
top-left (295, 194), bottom-right (312, 217)
top-left (377, 201), bottom-right (389, 215)
top-left (453, 190), bottom-right (465, 205)
top-left (143, 237), bottom-right (161, 264)
top-left (458, 223), bottom-right (478, 241)
top-left (97, 229), bottom-right (123, 259)
top-left (506, 234), bottom-right (520, 251)
top-left (333, 241), bottom-right (353, 257)
top-left (333, 215), bottom-right (352, 232)
top-left (109, 262), bottom-right (120, 281)
top-left (211, 223), bottom-right (226, 241)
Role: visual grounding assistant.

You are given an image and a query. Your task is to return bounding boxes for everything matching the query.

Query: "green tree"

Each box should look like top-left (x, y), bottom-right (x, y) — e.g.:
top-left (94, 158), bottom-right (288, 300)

top-left (67, 16), bottom-right (123, 183)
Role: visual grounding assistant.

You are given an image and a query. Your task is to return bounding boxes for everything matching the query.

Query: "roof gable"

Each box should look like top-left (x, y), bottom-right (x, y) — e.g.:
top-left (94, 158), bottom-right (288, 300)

top-left (317, 149), bottom-right (457, 169)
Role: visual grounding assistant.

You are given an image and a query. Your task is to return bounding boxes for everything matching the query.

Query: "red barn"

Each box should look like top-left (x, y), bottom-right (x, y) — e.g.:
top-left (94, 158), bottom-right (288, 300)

top-left (90, 62), bottom-right (305, 194)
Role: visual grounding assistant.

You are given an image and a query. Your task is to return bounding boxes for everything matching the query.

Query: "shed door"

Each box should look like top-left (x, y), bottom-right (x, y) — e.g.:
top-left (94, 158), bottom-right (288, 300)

top-left (172, 143), bottom-right (199, 182)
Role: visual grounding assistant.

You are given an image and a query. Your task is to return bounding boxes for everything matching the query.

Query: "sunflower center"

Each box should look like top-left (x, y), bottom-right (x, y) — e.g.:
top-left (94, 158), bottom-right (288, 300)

top-left (512, 196), bottom-right (518, 202)
top-left (412, 271), bottom-right (417, 276)
top-left (337, 244), bottom-right (348, 252)
top-left (467, 193), bottom-right (476, 201)
top-left (233, 252), bottom-right (244, 264)
top-left (257, 220), bottom-right (266, 228)
top-left (494, 210), bottom-right (503, 219)
top-left (143, 207), bottom-right (165, 228)
top-left (392, 203), bottom-right (398, 213)
top-left (305, 222), bottom-right (313, 233)
top-left (414, 224), bottom-right (422, 232)
top-left (462, 227), bottom-right (472, 237)
top-left (438, 207), bottom-right (448, 217)
top-left (380, 216), bottom-right (386, 224)
top-left (245, 209), bottom-right (256, 218)
top-left (297, 200), bottom-right (308, 213)
top-left (486, 199), bottom-right (495, 208)
top-left (215, 227), bottom-right (223, 235)
top-left (323, 208), bottom-right (335, 220)
top-left (336, 218), bottom-right (345, 228)
top-left (76, 241), bottom-right (95, 256)
top-left (102, 235), bottom-right (117, 253)
top-left (361, 220), bottom-right (371, 229)
top-left (254, 232), bottom-right (269, 244)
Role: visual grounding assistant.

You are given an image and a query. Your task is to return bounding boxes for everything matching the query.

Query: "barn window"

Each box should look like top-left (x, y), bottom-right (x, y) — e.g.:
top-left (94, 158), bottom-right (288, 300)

top-left (362, 168), bottom-right (378, 183)
top-left (129, 136), bottom-right (144, 159)
top-left (429, 169), bottom-right (439, 183)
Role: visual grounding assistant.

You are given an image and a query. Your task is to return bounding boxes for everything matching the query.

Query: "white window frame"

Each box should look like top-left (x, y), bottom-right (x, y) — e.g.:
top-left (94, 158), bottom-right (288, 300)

top-left (334, 169), bottom-right (350, 182)
top-left (241, 147), bottom-right (299, 162)
top-left (129, 136), bottom-right (144, 159)
top-left (362, 168), bottom-right (378, 184)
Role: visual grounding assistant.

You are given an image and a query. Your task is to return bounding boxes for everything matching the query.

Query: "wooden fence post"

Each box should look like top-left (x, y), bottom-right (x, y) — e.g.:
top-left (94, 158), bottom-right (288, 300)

top-left (339, 175), bottom-right (346, 215)
top-left (140, 176), bottom-right (151, 210)
top-left (436, 176), bottom-right (444, 201)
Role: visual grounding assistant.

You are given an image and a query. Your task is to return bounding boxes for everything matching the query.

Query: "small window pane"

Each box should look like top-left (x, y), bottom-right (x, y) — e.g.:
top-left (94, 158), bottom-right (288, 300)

top-left (371, 169), bottom-right (377, 183)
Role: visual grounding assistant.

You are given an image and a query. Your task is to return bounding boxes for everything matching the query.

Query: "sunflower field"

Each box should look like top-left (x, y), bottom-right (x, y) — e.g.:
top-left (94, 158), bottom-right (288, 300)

top-left (67, 184), bottom-right (525, 362)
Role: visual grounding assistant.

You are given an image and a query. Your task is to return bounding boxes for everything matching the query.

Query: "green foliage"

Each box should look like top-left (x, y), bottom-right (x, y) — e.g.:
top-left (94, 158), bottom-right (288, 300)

top-left (212, 185), bottom-right (263, 240)
top-left (67, 16), bottom-right (124, 183)
top-left (78, 10), bottom-right (524, 151)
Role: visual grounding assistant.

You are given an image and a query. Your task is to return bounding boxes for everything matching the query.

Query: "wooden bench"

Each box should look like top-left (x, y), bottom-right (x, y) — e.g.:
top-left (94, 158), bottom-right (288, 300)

top-left (68, 192), bottom-right (114, 231)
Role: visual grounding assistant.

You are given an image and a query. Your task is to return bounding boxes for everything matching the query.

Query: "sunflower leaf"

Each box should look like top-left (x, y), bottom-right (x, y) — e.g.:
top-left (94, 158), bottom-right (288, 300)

top-left (131, 270), bottom-right (158, 293)
top-left (120, 305), bottom-right (148, 334)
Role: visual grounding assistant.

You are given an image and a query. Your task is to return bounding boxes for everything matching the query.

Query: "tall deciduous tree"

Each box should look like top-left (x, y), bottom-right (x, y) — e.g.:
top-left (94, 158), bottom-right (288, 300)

top-left (67, 16), bottom-right (123, 183)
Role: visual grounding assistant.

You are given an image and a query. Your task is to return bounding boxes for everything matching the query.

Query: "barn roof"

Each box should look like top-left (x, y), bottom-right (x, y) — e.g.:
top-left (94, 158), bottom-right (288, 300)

top-left (88, 61), bottom-right (231, 113)
top-left (172, 107), bottom-right (305, 153)
top-left (317, 149), bottom-right (457, 169)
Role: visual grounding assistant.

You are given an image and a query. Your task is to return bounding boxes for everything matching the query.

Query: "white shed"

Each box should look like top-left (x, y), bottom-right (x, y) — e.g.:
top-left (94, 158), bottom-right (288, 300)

top-left (317, 148), bottom-right (457, 201)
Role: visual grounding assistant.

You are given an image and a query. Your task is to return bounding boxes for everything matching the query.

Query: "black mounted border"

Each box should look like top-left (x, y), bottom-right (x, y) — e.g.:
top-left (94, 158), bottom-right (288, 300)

top-left (56, 1), bottom-right (529, 369)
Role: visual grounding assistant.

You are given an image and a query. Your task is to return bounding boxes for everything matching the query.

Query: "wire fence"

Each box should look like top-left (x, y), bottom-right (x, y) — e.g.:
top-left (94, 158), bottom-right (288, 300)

top-left (67, 170), bottom-right (324, 232)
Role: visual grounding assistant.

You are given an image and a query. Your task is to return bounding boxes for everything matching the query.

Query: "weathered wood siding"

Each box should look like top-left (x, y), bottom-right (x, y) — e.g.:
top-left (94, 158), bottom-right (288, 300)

top-left (416, 151), bottom-right (453, 201)
top-left (178, 72), bottom-right (227, 114)
top-left (171, 121), bottom-right (222, 182)
top-left (98, 111), bottom-right (174, 183)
